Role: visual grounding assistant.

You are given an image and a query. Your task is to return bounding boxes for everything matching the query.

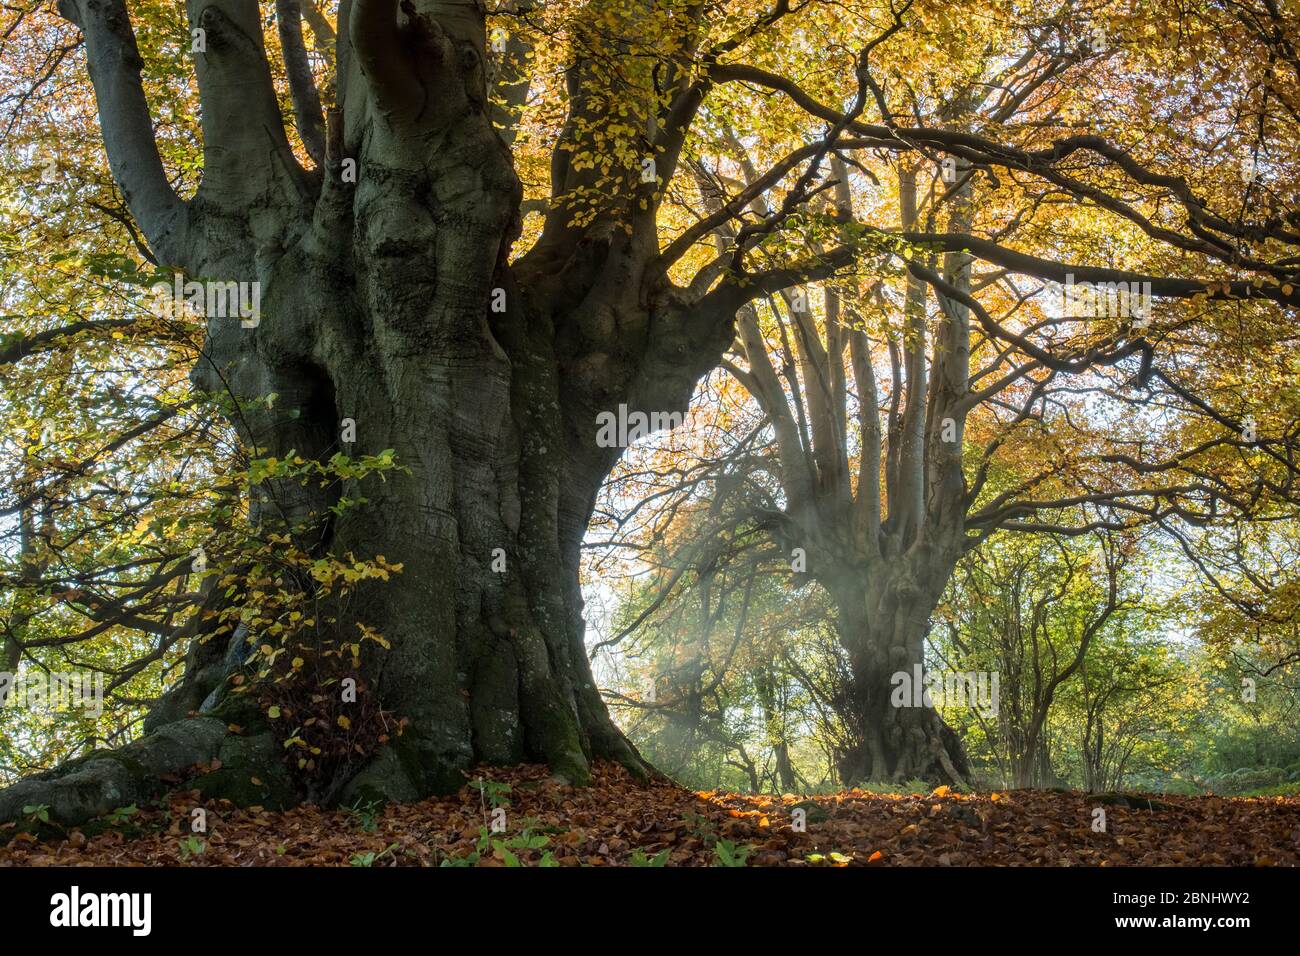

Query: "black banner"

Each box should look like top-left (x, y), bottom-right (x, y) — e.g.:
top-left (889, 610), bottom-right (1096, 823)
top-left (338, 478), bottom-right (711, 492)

top-left (0, 865), bottom-right (1289, 943)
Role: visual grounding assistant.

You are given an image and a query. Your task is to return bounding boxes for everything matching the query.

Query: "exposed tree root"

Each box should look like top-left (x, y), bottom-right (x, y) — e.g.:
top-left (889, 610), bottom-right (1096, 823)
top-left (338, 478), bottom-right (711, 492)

top-left (0, 718), bottom-right (230, 829)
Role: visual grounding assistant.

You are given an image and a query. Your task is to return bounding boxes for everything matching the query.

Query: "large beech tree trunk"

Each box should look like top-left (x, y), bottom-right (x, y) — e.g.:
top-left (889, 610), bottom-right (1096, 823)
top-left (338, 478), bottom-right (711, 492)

top-left (165, 2), bottom-right (652, 804)
top-left (824, 560), bottom-right (971, 788)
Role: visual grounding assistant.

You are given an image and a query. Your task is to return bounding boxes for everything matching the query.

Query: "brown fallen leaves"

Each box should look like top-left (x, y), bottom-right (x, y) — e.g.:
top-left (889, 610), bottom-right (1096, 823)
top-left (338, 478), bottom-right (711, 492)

top-left (2, 761), bottom-right (1297, 867)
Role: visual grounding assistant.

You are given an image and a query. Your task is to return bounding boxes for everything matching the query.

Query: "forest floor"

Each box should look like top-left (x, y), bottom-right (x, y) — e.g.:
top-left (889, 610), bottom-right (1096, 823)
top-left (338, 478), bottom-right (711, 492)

top-left (1, 761), bottom-right (1297, 866)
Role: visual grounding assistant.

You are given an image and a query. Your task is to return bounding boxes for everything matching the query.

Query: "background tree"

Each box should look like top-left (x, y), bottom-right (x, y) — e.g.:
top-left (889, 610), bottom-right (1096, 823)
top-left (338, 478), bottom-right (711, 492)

top-left (1067, 634), bottom-right (1194, 793)
top-left (589, 0), bottom-right (1300, 786)
top-left (937, 526), bottom-right (1132, 788)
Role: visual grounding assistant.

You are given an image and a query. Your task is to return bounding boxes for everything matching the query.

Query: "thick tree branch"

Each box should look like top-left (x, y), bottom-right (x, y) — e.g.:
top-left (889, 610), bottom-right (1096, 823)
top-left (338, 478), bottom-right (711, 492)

top-left (276, 0), bottom-right (327, 167)
top-left (188, 0), bottom-right (311, 212)
top-left (897, 231), bottom-right (1300, 309)
top-left (55, 0), bottom-right (186, 262)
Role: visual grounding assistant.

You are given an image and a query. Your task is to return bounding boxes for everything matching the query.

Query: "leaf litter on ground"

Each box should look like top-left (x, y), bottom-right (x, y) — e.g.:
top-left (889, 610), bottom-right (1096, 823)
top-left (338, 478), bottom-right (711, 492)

top-left (2, 762), bottom-right (1297, 867)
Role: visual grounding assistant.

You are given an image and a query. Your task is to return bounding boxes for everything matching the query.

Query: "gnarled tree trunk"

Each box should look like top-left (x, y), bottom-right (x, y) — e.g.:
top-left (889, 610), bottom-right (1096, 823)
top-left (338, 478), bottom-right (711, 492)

top-left (824, 557), bottom-right (971, 788)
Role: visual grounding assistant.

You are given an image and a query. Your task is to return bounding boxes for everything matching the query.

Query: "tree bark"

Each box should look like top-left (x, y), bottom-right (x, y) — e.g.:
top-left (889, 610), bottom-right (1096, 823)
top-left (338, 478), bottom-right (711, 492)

top-left (824, 562), bottom-right (971, 787)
